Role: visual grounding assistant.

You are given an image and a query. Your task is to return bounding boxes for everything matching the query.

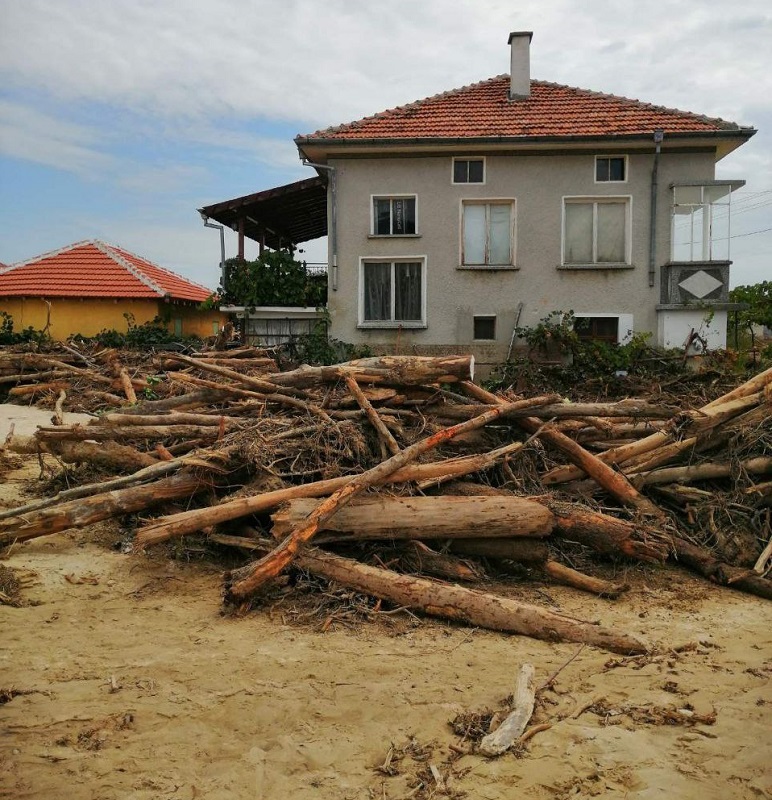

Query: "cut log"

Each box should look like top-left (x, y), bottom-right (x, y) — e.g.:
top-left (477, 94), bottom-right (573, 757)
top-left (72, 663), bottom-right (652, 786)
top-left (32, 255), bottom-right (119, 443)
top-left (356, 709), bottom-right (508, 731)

top-left (225, 544), bottom-right (648, 654)
top-left (5, 437), bottom-right (156, 472)
top-left (344, 375), bottom-right (400, 455)
top-left (0, 472), bottom-right (211, 545)
top-left (226, 395), bottom-right (561, 599)
top-left (550, 505), bottom-right (668, 562)
top-left (479, 664), bottom-right (536, 757)
top-left (448, 537), bottom-right (549, 564)
top-left (272, 496), bottom-right (555, 541)
top-left (269, 355), bottom-right (475, 389)
top-left (633, 456), bottom-right (772, 487)
top-left (134, 444), bottom-right (543, 548)
top-left (671, 537), bottom-right (772, 600)
top-left (460, 382), bottom-right (664, 518)
top-left (542, 561), bottom-right (628, 598)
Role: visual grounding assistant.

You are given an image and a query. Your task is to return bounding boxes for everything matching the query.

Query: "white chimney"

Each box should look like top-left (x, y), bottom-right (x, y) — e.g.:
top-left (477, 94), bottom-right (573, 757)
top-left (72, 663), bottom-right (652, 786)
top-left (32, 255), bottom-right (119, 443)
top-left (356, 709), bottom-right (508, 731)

top-left (508, 31), bottom-right (533, 99)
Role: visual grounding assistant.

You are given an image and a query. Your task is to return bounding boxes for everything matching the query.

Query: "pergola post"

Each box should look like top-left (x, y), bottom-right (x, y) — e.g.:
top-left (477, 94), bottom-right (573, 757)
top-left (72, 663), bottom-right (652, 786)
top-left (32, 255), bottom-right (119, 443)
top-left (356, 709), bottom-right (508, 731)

top-left (238, 218), bottom-right (245, 259)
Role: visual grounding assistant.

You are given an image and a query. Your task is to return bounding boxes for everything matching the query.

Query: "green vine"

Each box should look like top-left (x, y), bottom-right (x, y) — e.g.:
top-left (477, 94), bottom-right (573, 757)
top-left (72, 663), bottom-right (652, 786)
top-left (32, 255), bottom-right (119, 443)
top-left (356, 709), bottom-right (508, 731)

top-left (215, 251), bottom-right (327, 308)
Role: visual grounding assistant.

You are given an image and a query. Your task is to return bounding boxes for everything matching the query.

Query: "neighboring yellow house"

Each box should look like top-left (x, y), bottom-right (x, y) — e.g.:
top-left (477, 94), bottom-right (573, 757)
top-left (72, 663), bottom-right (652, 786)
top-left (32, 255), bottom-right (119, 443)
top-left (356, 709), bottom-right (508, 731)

top-left (0, 240), bottom-right (226, 340)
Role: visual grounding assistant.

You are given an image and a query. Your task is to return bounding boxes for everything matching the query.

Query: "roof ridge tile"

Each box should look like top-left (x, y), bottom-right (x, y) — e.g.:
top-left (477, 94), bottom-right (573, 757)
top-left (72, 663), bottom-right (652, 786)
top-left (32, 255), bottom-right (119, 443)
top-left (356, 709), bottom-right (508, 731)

top-left (93, 241), bottom-right (166, 297)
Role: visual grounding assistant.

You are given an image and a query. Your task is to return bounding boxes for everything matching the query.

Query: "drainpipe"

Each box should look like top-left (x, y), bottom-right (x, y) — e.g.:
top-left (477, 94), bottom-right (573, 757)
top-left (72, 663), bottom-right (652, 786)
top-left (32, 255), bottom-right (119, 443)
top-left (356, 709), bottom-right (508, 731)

top-left (200, 212), bottom-right (226, 292)
top-left (649, 129), bottom-right (664, 288)
top-left (301, 159), bottom-right (338, 291)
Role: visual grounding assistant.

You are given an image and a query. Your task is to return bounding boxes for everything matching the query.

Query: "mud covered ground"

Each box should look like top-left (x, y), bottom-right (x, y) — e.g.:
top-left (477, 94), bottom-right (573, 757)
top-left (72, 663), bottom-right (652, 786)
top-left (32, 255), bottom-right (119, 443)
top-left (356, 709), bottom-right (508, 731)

top-left (1, 406), bottom-right (770, 800)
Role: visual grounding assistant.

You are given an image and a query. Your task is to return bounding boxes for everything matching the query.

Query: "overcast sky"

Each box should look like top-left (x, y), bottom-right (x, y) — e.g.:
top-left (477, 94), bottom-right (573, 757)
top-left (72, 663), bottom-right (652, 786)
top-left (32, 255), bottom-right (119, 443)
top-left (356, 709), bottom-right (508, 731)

top-left (1, 0), bottom-right (770, 289)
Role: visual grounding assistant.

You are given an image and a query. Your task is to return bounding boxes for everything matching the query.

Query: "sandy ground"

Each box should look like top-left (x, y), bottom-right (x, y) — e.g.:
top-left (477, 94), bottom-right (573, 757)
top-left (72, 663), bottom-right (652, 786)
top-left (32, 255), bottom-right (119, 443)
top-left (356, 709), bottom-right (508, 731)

top-left (0, 406), bottom-right (770, 799)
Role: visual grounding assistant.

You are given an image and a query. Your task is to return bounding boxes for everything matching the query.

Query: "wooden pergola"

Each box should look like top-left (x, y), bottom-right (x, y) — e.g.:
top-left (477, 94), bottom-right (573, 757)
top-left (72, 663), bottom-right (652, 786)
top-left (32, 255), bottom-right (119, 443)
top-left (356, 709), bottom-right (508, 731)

top-left (198, 176), bottom-right (328, 258)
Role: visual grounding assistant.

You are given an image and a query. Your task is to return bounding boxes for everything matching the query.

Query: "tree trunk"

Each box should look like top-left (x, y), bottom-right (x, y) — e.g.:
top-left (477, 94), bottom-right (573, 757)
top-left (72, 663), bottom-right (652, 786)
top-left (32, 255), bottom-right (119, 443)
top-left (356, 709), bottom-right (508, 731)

top-left (447, 537), bottom-right (549, 563)
top-left (272, 496), bottom-right (555, 541)
top-left (671, 537), bottom-right (772, 600)
top-left (133, 444), bottom-right (541, 548)
top-left (225, 545), bottom-right (648, 654)
top-left (226, 395), bottom-right (561, 598)
top-left (268, 355), bottom-right (475, 389)
top-left (550, 505), bottom-right (669, 562)
top-left (542, 560), bottom-right (628, 598)
top-left (0, 473), bottom-right (210, 545)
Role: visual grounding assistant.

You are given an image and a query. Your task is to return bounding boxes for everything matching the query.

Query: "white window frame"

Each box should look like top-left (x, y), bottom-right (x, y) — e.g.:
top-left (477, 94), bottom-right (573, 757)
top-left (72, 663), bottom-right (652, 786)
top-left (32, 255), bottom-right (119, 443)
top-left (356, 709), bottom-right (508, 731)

top-left (473, 314), bottom-right (497, 341)
top-left (459, 199), bottom-right (517, 268)
top-left (370, 194), bottom-right (418, 236)
top-left (573, 313), bottom-right (634, 344)
top-left (594, 155), bottom-right (628, 184)
top-left (561, 196), bottom-right (632, 266)
top-left (358, 256), bottom-right (427, 329)
top-left (452, 157), bottom-right (486, 185)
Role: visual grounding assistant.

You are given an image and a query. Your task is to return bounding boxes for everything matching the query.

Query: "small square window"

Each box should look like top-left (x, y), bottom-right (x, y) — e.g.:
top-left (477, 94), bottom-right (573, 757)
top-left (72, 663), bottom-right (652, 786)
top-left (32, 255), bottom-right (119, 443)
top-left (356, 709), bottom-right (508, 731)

top-left (473, 315), bottom-right (496, 340)
top-left (596, 156), bottom-right (626, 182)
top-left (453, 158), bottom-right (485, 184)
top-left (575, 316), bottom-right (619, 343)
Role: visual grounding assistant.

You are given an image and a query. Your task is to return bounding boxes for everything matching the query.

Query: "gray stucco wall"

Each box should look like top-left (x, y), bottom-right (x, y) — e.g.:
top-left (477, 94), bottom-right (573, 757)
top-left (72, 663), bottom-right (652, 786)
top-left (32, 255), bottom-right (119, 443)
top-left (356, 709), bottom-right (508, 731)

top-left (325, 149), bottom-right (717, 363)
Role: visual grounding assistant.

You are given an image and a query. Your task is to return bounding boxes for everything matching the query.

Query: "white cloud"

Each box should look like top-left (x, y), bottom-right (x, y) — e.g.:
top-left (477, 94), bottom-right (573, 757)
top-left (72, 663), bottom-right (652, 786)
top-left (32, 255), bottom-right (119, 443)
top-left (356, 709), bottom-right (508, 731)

top-left (0, 99), bottom-right (114, 175)
top-left (3, 0), bottom-right (768, 129)
top-left (0, 0), bottom-right (769, 286)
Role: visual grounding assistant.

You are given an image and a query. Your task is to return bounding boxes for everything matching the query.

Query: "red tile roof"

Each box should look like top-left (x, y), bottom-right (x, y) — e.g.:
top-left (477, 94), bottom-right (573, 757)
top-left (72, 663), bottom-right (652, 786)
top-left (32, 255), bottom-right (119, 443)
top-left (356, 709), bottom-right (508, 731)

top-left (0, 241), bottom-right (214, 302)
top-left (298, 77), bottom-right (751, 143)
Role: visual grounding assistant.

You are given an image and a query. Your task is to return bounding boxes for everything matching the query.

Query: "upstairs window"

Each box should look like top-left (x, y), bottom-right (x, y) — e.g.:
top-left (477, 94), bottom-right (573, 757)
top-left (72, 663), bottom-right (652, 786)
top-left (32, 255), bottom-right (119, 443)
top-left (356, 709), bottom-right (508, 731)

top-left (453, 158), bottom-right (485, 184)
top-left (595, 156), bottom-right (627, 182)
top-left (360, 259), bottom-right (425, 327)
top-left (671, 182), bottom-right (743, 262)
top-left (372, 196), bottom-right (416, 235)
top-left (563, 198), bottom-right (630, 265)
top-left (462, 201), bottom-right (515, 266)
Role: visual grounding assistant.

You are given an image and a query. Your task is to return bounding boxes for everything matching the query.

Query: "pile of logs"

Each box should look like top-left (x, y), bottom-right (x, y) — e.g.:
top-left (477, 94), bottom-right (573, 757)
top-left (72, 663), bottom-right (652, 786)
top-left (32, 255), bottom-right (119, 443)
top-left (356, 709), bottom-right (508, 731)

top-left (1, 346), bottom-right (771, 655)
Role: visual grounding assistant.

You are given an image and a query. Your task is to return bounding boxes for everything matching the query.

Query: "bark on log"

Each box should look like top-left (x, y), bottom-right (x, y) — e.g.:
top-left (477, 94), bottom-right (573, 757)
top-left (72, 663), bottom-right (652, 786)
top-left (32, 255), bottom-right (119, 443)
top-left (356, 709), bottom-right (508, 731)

top-left (0, 472), bottom-right (210, 545)
top-left (35, 424), bottom-right (228, 442)
top-left (633, 456), bottom-right (772, 487)
top-left (120, 389), bottom-right (236, 415)
top-left (271, 496), bottom-right (555, 541)
top-left (7, 381), bottom-right (71, 396)
top-left (448, 537), bottom-right (549, 564)
top-left (98, 412), bottom-right (235, 427)
top-left (542, 560), bottom-right (628, 598)
top-left (344, 375), bottom-right (400, 455)
top-left (225, 545), bottom-right (648, 653)
top-left (133, 437), bottom-right (556, 549)
top-left (5, 437), bottom-right (156, 472)
top-left (460, 382), bottom-right (664, 518)
top-left (226, 395), bottom-right (561, 598)
top-left (268, 355), bottom-right (475, 389)
top-left (550, 506), bottom-right (668, 562)
top-left (394, 541), bottom-right (485, 582)
top-left (671, 537), bottom-right (772, 600)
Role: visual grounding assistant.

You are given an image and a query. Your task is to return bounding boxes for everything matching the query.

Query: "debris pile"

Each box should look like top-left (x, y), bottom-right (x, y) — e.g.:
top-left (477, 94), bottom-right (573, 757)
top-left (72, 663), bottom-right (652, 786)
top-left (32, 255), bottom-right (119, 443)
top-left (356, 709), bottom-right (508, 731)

top-left (1, 347), bottom-right (770, 653)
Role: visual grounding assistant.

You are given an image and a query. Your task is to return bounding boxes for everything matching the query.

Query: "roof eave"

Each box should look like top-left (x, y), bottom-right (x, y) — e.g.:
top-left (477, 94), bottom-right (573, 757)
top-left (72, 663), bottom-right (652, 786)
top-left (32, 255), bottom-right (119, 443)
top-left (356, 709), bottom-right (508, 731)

top-left (296, 128), bottom-right (756, 161)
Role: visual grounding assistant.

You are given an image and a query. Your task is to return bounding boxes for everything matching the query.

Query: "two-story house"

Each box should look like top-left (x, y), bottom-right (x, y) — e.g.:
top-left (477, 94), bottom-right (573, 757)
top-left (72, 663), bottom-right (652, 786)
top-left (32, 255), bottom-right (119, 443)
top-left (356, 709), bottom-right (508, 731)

top-left (201, 32), bottom-right (755, 366)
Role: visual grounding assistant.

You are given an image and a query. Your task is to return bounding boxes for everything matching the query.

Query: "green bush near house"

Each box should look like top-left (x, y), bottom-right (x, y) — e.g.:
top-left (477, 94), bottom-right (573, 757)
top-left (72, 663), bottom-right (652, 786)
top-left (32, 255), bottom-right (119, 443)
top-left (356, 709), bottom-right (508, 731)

top-left (216, 251), bottom-right (327, 309)
top-left (0, 311), bottom-right (46, 345)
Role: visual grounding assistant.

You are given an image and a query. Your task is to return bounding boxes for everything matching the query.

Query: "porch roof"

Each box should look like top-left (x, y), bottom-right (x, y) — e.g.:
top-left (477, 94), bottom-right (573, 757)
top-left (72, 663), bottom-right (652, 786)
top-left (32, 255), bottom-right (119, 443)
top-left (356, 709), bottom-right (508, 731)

top-left (198, 176), bottom-right (328, 250)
